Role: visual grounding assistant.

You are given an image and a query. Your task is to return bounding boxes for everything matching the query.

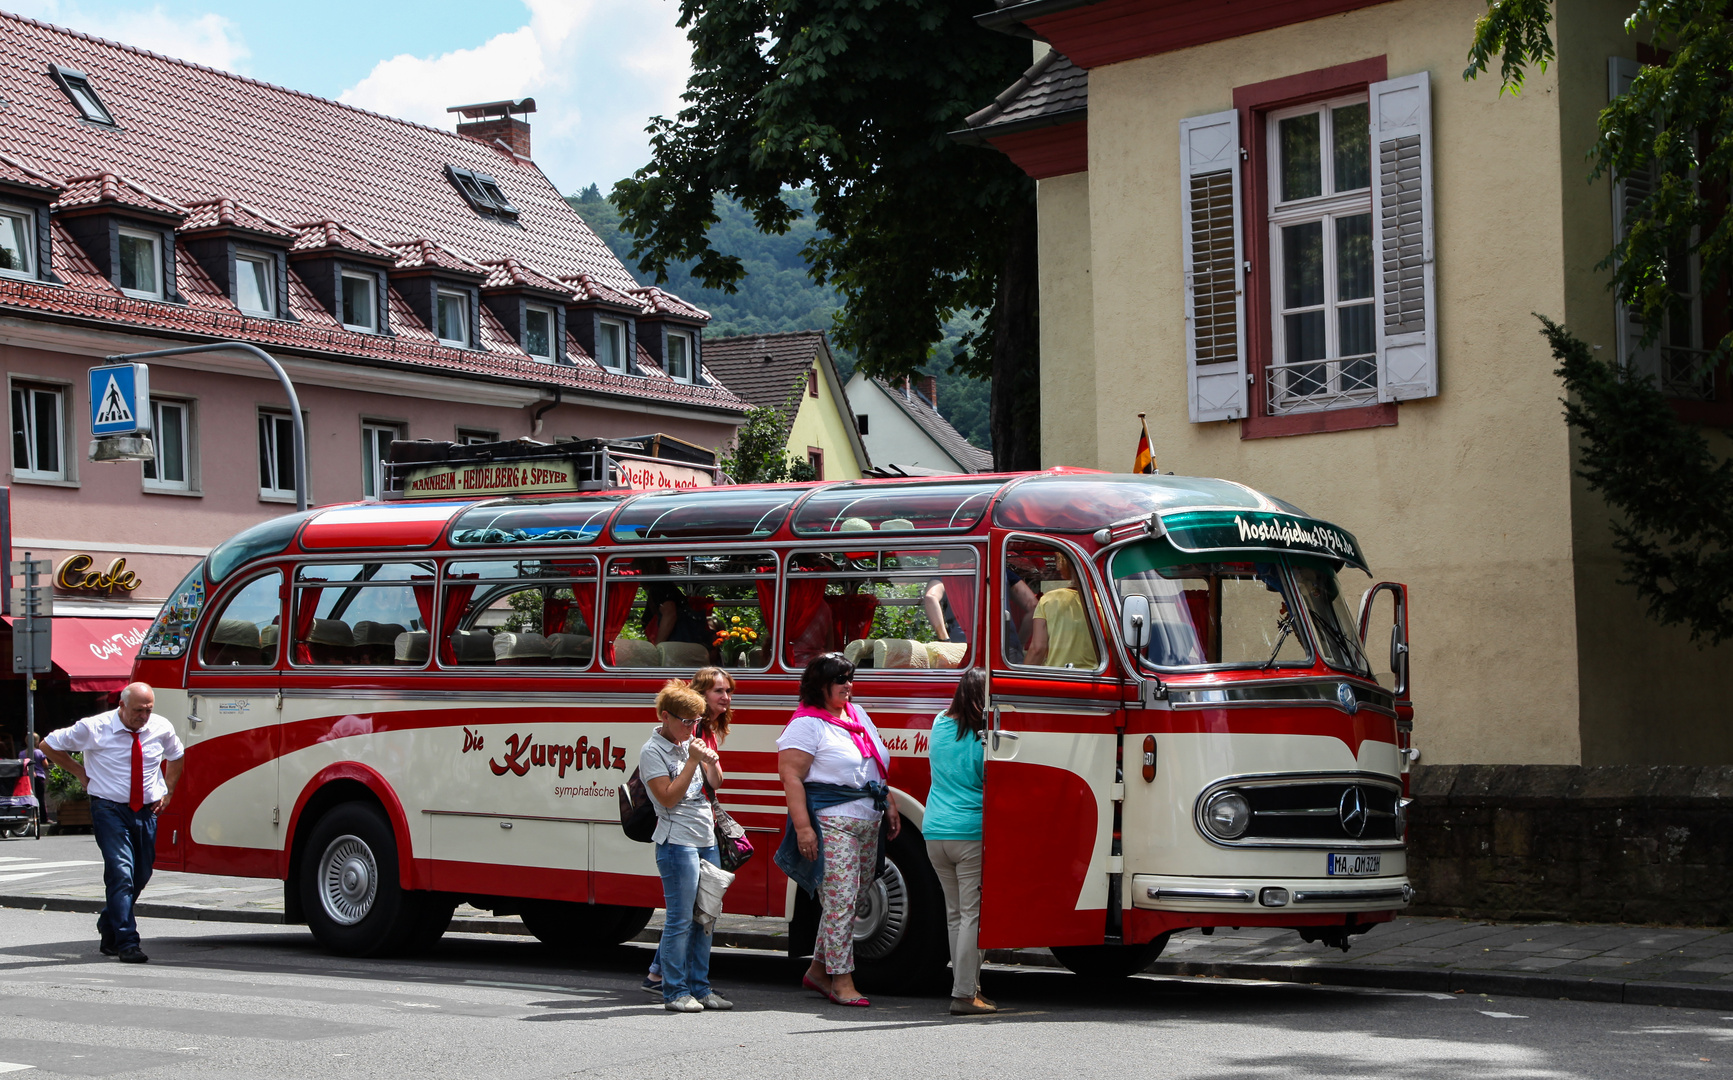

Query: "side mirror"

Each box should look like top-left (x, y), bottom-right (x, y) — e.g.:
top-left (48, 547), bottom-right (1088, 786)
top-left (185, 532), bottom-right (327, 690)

top-left (1121, 594), bottom-right (1150, 652)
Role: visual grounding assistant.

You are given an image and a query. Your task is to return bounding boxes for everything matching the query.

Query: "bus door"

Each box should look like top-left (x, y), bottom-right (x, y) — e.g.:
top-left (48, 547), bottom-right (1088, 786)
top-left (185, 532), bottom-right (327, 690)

top-left (175, 566), bottom-right (287, 872)
top-left (979, 534), bottom-right (1124, 949)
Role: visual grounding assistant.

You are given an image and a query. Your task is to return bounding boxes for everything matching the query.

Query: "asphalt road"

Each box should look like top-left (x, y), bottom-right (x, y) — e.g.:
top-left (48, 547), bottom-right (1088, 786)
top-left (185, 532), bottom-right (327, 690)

top-left (0, 907), bottom-right (1729, 1079)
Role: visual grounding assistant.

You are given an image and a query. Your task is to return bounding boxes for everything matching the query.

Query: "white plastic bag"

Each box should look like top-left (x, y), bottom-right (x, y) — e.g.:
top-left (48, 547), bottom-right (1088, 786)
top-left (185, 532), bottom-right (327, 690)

top-left (694, 859), bottom-right (735, 932)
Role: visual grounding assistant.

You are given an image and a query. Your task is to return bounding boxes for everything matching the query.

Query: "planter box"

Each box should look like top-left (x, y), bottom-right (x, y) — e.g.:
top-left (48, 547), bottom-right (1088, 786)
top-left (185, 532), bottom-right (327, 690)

top-left (55, 799), bottom-right (91, 827)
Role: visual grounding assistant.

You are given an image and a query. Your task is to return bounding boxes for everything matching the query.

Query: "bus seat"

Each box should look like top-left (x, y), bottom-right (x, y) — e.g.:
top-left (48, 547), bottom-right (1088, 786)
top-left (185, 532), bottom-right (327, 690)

top-left (303, 619), bottom-right (356, 664)
top-left (353, 621), bottom-right (407, 665)
top-left (394, 631), bottom-right (430, 664)
top-left (259, 624), bottom-right (280, 656)
top-left (748, 647), bottom-right (766, 668)
top-left (880, 518), bottom-right (914, 531)
top-left (843, 638), bottom-right (875, 665)
top-left (495, 632), bottom-right (553, 665)
top-left (548, 633), bottom-right (593, 664)
top-left (926, 641), bottom-right (966, 669)
top-left (612, 637), bottom-right (660, 667)
top-left (206, 619), bottom-right (264, 666)
top-left (873, 638), bottom-right (931, 669)
top-left (450, 629), bottom-right (496, 664)
top-left (658, 641), bottom-right (710, 668)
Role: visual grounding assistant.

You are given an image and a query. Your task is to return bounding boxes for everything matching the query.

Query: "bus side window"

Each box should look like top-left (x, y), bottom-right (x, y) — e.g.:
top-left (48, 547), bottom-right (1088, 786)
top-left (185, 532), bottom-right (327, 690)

top-left (788, 547), bottom-right (976, 672)
top-left (1006, 541), bottom-right (1099, 671)
top-left (293, 562), bottom-right (433, 667)
top-left (605, 554), bottom-right (773, 670)
top-left (200, 571), bottom-right (283, 668)
top-left (439, 558), bottom-right (598, 668)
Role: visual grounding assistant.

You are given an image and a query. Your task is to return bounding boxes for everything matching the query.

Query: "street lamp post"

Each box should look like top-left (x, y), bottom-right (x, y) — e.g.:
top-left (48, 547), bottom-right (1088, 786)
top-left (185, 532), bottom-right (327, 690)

top-left (104, 342), bottom-right (308, 512)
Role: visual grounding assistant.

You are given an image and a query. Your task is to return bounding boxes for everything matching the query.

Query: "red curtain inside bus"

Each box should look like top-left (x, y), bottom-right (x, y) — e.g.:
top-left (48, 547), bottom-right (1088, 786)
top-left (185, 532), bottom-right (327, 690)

top-left (293, 586), bottom-right (322, 664)
top-left (601, 570), bottom-right (639, 664)
top-left (755, 579), bottom-right (775, 645)
top-left (940, 552), bottom-right (976, 641)
top-left (437, 577), bottom-right (478, 664)
top-left (784, 574), bottom-right (829, 667)
top-left (830, 592), bottom-right (877, 644)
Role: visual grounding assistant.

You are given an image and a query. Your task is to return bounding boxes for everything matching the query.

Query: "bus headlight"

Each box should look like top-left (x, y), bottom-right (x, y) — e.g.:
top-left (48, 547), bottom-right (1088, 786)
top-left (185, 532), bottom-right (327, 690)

top-left (1203, 790), bottom-right (1252, 840)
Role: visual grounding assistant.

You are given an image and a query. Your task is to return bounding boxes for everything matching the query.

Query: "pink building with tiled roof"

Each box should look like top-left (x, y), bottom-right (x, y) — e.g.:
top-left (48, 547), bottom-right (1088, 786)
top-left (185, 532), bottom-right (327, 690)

top-left (0, 12), bottom-right (740, 632)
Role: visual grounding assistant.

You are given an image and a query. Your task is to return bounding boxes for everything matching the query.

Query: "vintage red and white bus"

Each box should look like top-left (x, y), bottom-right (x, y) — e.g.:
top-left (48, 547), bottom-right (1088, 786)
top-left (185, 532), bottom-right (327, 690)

top-left (133, 441), bottom-right (1415, 984)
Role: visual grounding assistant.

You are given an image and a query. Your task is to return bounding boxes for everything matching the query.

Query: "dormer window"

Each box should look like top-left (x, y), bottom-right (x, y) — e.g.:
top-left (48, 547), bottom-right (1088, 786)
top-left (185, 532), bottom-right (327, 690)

top-left (445, 165), bottom-right (519, 219)
top-left (235, 252), bottom-right (274, 316)
top-left (596, 319), bottom-right (626, 371)
top-left (0, 208), bottom-right (33, 278)
top-left (117, 228), bottom-right (161, 299)
top-left (50, 65), bottom-right (115, 125)
top-left (341, 271), bottom-right (377, 332)
top-left (435, 288), bottom-right (469, 346)
top-left (523, 305), bottom-right (554, 360)
top-left (665, 331), bottom-right (693, 381)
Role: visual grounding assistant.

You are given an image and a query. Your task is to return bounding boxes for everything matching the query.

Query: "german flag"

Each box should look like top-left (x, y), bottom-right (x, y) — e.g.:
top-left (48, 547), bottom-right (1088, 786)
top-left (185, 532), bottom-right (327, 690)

top-left (1133, 413), bottom-right (1155, 474)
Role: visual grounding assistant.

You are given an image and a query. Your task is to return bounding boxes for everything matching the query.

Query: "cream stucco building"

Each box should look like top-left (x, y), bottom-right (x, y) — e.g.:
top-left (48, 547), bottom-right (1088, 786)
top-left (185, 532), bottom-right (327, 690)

top-left (960, 0), bottom-right (1731, 765)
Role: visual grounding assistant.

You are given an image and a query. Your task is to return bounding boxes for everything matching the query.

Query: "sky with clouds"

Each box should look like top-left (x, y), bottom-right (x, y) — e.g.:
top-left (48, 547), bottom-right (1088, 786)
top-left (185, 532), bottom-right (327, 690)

top-left (4, 0), bottom-right (694, 195)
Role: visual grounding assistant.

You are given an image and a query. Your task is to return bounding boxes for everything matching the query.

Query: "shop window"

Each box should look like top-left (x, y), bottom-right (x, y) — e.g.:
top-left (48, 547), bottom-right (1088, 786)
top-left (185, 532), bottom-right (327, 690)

top-left (439, 557), bottom-right (599, 667)
top-left (200, 570), bottom-right (282, 668)
top-left (291, 562), bottom-right (434, 667)
top-left (603, 553), bottom-right (774, 671)
top-left (361, 420), bottom-right (402, 499)
top-left (1003, 539), bottom-right (1101, 672)
top-left (143, 398), bottom-right (194, 493)
top-left (10, 382), bottom-right (65, 482)
top-left (785, 547), bottom-right (976, 673)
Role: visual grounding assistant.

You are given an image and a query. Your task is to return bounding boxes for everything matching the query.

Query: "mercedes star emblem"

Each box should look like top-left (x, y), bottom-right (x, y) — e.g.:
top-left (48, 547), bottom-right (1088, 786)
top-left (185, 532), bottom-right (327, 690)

top-left (1336, 682), bottom-right (1358, 714)
top-left (1339, 785), bottom-right (1370, 838)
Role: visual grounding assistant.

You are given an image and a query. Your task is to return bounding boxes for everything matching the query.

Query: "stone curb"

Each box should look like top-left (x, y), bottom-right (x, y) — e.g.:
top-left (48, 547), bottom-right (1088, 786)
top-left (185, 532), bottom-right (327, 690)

top-left (6, 893), bottom-right (1729, 1010)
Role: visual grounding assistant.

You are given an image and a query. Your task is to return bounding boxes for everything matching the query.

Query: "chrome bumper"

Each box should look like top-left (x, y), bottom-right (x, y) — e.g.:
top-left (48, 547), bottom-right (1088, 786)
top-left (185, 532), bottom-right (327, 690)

top-left (1133, 873), bottom-right (1414, 912)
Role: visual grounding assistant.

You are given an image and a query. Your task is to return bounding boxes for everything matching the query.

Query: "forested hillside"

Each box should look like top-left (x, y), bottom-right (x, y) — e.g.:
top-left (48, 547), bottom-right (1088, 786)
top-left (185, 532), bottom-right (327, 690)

top-left (570, 185), bottom-right (991, 450)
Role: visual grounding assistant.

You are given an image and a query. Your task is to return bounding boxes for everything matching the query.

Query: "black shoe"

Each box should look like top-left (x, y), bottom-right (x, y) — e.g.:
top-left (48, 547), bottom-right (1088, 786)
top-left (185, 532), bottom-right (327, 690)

top-left (99, 941), bottom-right (118, 957)
top-left (117, 947), bottom-right (148, 964)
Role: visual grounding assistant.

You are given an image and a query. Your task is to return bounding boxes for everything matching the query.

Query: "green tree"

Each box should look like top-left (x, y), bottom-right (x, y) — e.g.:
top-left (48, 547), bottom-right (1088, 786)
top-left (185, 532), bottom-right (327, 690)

top-left (718, 378), bottom-right (819, 484)
top-left (612, 0), bottom-right (1039, 469)
top-left (1467, 3), bottom-right (1733, 642)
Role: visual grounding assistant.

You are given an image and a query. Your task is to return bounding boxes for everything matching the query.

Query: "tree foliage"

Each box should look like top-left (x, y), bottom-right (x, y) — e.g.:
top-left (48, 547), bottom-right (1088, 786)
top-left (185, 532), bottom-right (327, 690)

top-left (718, 378), bottom-right (820, 484)
top-left (612, 0), bottom-right (1039, 468)
top-left (1468, 0), bottom-right (1733, 363)
top-left (1543, 316), bottom-right (1733, 644)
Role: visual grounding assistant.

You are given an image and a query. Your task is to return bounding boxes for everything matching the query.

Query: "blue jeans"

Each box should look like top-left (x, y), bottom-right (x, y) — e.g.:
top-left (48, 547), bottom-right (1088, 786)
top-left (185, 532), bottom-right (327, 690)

top-left (91, 797), bottom-right (157, 951)
top-left (654, 842), bottom-right (719, 1002)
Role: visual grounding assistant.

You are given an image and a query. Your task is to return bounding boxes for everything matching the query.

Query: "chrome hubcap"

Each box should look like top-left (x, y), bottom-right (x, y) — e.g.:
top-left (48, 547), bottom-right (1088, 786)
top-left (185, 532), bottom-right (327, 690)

top-left (852, 859), bottom-right (908, 959)
top-left (318, 834), bottom-right (378, 926)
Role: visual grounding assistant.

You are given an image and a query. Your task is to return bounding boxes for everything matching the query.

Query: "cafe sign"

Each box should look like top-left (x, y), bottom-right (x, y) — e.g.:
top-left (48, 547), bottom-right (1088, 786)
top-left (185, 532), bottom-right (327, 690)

top-left (55, 553), bottom-right (142, 595)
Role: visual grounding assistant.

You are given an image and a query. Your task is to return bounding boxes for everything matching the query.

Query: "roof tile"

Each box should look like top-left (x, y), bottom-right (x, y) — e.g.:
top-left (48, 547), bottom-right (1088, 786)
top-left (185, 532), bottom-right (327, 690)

top-left (963, 49), bottom-right (1087, 135)
top-left (872, 376), bottom-right (994, 472)
top-left (52, 171), bottom-right (185, 217)
top-left (0, 150), bottom-right (61, 193)
top-left (179, 196), bottom-right (297, 238)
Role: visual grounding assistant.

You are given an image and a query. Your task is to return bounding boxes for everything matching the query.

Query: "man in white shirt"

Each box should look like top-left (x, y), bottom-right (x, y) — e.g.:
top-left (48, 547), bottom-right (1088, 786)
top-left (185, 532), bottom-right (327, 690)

top-left (39, 682), bottom-right (184, 963)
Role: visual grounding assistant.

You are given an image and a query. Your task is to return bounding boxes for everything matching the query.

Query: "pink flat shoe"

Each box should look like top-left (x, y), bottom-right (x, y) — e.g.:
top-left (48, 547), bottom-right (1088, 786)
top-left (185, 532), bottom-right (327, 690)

top-left (801, 974), bottom-right (830, 996)
top-left (827, 989), bottom-right (871, 1007)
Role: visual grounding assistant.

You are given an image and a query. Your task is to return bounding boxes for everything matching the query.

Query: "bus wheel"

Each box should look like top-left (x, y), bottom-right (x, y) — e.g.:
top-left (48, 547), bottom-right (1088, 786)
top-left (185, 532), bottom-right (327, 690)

top-left (299, 802), bottom-right (418, 957)
top-left (403, 895), bottom-right (458, 953)
top-left (519, 902), bottom-right (654, 952)
top-left (852, 827), bottom-right (947, 994)
top-left (1050, 934), bottom-right (1170, 979)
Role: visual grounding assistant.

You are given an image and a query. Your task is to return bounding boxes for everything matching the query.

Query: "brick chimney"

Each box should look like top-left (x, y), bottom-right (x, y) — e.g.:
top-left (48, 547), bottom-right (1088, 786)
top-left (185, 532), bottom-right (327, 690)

top-left (448, 98), bottom-right (536, 158)
top-left (916, 375), bottom-right (938, 408)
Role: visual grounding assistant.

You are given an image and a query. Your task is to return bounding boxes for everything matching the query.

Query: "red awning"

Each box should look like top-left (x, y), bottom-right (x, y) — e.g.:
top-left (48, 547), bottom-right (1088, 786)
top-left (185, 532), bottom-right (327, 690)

top-left (4, 617), bottom-right (155, 693)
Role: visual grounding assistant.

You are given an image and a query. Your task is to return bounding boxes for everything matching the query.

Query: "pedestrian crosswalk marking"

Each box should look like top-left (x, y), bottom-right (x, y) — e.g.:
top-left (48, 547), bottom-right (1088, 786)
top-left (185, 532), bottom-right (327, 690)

top-left (0, 860), bottom-right (100, 871)
top-left (0, 872), bottom-right (53, 884)
top-left (0, 1062), bottom-right (35, 1073)
top-left (95, 375), bottom-right (134, 425)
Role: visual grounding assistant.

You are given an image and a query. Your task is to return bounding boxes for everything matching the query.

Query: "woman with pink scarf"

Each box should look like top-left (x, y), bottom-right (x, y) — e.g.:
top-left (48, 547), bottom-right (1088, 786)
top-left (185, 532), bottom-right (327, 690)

top-left (775, 652), bottom-right (901, 1007)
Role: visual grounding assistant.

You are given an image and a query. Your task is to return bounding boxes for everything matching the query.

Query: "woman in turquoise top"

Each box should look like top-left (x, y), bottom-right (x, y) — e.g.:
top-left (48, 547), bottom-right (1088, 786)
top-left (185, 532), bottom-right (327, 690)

top-left (924, 668), bottom-right (995, 1015)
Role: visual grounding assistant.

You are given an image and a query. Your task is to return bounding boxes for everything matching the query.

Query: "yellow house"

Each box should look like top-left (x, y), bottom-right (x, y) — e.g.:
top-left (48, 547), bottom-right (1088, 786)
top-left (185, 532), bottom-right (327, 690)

top-left (959, 0), bottom-right (1733, 766)
top-left (701, 331), bottom-right (869, 480)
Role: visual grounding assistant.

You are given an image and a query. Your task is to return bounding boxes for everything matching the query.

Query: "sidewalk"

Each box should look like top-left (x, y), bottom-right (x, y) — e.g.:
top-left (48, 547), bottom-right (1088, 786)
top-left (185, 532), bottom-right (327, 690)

top-left (6, 834), bottom-right (1731, 1008)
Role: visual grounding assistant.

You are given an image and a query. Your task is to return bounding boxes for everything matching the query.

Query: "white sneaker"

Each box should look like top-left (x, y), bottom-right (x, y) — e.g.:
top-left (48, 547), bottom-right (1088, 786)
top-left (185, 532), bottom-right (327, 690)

top-left (698, 993), bottom-right (733, 1011)
top-left (665, 995), bottom-right (703, 1013)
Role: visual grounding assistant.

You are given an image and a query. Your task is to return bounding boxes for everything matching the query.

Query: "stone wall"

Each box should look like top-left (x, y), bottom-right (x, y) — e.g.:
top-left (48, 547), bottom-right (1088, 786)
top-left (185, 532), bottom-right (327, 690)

top-left (1408, 764), bottom-right (1733, 925)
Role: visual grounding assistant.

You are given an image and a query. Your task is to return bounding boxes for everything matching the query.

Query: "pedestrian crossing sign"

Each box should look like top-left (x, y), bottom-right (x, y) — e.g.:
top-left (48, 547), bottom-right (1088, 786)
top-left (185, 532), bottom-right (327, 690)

top-left (88, 363), bottom-right (150, 437)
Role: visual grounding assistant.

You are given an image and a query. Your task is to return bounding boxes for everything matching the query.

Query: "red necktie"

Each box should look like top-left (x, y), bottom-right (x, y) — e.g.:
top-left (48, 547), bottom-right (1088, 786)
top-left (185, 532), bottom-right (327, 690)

top-left (129, 731), bottom-right (144, 812)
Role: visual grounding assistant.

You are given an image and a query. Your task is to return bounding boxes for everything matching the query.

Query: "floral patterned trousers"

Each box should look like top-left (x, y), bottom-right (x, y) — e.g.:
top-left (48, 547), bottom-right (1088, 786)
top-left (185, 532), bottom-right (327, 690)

top-left (815, 814), bottom-right (880, 975)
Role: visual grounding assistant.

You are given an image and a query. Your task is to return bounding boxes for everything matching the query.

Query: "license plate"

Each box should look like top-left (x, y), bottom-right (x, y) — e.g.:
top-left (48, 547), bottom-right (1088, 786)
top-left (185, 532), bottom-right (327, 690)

top-left (1327, 853), bottom-right (1381, 876)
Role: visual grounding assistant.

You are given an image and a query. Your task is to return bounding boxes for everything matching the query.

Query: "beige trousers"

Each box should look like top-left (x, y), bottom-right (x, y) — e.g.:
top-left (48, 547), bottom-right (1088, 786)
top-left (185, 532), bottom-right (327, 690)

top-left (926, 838), bottom-right (984, 999)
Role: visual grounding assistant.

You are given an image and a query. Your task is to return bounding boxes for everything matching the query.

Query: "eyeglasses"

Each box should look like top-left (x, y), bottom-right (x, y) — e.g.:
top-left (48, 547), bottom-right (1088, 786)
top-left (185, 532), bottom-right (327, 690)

top-left (670, 714), bottom-right (700, 724)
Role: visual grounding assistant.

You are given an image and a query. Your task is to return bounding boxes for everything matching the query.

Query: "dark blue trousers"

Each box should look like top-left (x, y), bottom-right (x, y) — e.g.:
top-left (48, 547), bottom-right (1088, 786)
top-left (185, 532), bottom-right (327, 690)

top-left (91, 796), bottom-right (157, 952)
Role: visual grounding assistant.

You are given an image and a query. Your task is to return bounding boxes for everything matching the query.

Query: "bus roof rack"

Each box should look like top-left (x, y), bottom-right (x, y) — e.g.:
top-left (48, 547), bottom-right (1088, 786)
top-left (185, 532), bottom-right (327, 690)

top-left (382, 434), bottom-right (723, 499)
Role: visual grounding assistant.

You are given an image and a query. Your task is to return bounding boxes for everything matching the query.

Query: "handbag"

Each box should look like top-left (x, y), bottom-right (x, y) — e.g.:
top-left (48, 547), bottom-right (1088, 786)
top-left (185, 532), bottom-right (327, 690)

top-left (705, 783), bottom-right (754, 872)
top-left (619, 767), bottom-right (657, 843)
top-left (693, 859), bottom-right (735, 933)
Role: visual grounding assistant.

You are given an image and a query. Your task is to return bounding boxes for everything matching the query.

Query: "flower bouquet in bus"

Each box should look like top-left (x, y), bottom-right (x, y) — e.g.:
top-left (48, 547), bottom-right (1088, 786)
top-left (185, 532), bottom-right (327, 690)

top-left (713, 617), bottom-right (759, 666)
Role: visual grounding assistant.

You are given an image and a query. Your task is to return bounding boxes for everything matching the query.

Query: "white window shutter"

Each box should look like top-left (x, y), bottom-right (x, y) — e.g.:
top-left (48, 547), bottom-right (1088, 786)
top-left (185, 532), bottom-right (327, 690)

top-left (1180, 109), bottom-right (1247, 422)
top-left (1608, 56), bottom-right (1661, 384)
top-left (1370, 72), bottom-right (1437, 402)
